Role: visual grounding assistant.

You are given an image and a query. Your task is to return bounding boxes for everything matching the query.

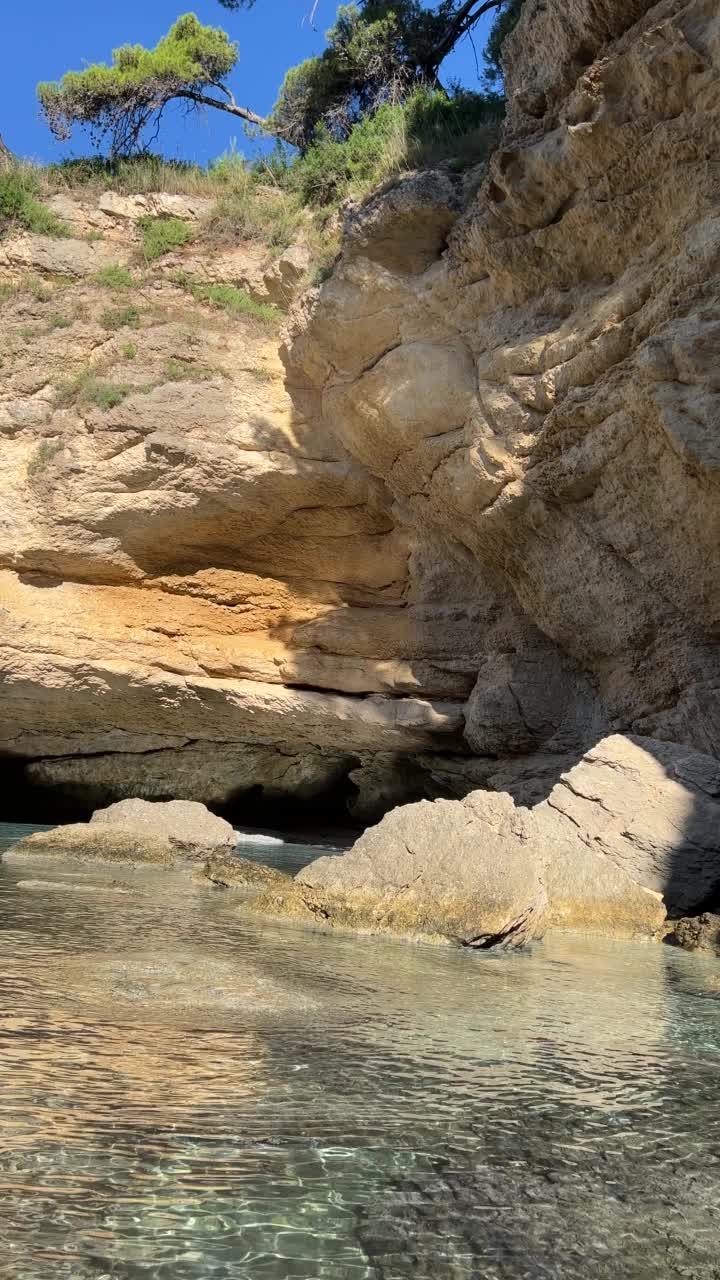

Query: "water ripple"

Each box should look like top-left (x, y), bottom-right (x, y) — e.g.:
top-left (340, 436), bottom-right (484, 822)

top-left (0, 829), bottom-right (719, 1277)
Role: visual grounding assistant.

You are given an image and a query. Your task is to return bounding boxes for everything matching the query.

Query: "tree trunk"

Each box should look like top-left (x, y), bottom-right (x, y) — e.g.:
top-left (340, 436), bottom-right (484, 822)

top-left (0, 132), bottom-right (13, 168)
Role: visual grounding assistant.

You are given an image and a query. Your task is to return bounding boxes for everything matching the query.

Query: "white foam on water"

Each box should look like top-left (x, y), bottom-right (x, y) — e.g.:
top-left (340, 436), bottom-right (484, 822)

top-left (233, 831), bottom-right (285, 846)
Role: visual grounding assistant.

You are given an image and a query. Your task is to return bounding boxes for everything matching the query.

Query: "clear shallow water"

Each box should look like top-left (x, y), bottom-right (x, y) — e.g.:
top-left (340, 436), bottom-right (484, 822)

top-left (1, 824), bottom-right (720, 1278)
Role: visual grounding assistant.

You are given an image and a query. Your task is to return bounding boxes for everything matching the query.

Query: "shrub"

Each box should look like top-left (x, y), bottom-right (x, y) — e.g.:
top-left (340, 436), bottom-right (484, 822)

top-left (163, 356), bottom-right (224, 382)
top-left (100, 304), bottom-right (140, 330)
top-left (47, 312), bottom-right (71, 330)
top-left (25, 274), bottom-right (54, 302)
top-left (27, 438), bottom-right (65, 479)
top-left (138, 214), bottom-right (194, 261)
top-left (121, 341), bottom-right (138, 359)
top-left (93, 263), bottom-right (137, 288)
top-left (90, 380), bottom-right (132, 410)
top-left (56, 372), bottom-right (132, 410)
top-left (0, 165), bottom-right (69, 238)
top-left (290, 88), bottom-right (503, 207)
top-left (290, 107), bottom-right (406, 207)
top-left (188, 282), bottom-right (280, 324)
top-left (203, 158), bottom-right (303, 251)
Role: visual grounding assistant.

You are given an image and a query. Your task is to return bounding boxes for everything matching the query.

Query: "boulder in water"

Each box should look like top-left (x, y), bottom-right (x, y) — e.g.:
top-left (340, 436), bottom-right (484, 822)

top-left (90, 798), bottom-right (236, 857)
top-left (671, 913), bottom-right (720, 955)
top-left (246, 791), bottom-right (549, 949)
top-left (200, 852), bottom-right (290, 892)
top-left (5, 824), bottom-right (175, 866)
top-left (536, 736), bottom-right (720, 917)
top-left (6, 799), bottom-right (236, 867)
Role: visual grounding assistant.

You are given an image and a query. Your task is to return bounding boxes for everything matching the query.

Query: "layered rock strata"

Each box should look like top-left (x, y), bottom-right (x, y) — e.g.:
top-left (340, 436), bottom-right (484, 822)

top-left (3, 0), bottom-right (720, 832)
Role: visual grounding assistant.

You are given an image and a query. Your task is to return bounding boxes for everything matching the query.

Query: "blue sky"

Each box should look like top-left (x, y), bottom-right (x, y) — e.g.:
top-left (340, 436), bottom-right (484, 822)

top-left (1, 1), bottom-right (497, 166)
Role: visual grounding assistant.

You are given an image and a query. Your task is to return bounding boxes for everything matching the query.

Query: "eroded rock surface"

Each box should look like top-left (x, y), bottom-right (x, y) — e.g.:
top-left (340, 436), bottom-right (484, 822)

top-left (3, 0), bottom-right (720, 835)
top-left (671, 913), bottom-right (720, 954)
top-left (201, 851), bottom-right (290, 891)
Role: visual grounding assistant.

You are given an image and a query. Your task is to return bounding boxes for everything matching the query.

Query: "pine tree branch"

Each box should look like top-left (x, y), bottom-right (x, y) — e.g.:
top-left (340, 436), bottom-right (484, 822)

top-left (176, 89), bottom-right (265, 128)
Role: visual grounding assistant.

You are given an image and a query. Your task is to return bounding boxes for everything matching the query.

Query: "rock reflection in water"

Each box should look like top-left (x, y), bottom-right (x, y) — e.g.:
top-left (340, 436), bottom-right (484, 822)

top-left (0, 840), bottom-right (719, 1278)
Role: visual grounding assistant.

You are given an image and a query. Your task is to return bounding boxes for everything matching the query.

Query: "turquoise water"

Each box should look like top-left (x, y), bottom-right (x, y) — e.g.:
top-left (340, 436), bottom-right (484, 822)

top-left (1, 822), bottom-right (719, 1278)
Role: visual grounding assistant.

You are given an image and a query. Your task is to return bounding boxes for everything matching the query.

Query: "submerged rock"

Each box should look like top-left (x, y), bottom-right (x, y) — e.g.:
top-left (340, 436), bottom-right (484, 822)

top-left (200, 852), bottom-right (290, 892)
top-left (17, 878), bottom-right (133, 894)
top-left (55, 948), bottom-right (321, 1020)
top-left (671, 913), bottom-right (720, 955)
top-left (90, 798), bottom-right (236, 858)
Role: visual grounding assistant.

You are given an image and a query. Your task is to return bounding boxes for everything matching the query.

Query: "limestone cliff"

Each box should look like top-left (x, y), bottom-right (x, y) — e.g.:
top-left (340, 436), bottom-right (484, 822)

top-left (2, 0), bottom-right (719, 825)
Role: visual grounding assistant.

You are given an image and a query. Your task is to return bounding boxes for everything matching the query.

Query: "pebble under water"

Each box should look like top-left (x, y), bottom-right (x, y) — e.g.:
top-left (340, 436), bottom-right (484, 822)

top-left (1, 823), bottom-right (719, 1279)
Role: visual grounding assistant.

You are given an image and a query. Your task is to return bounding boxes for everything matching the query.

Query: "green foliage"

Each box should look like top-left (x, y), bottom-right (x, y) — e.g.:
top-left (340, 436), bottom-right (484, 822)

top-left (47, 312), bottom-right (71, 330)
top-left (122, 341), bottom-right (138, 360)
top-left (291, 87), bottom-right (501, 206)
top-left (90, 380), bottom-right (133, 410)
top-left (94, 263), bottom-right (137, 289)
top-left (100, 304), bottom-right (140, 330)
top-left (45, 153), bottom-right (219, 196)
top-left (25, 274), bottom-right (54, 302)
top-left (56, 372), bottom-right (132, 411)
top-left (0, 165), bottom-right (69, 238)
top-left (27, 438), bottom-right (65, 479)
top-left (203, 159), bottom-right (303, 251)
top-left (138, 215), bottom-right (195, 260)
top-left (38, 14), bottom-right (240, 155)
top-left (187, 281), bottom-right (280, 324)
top-left (163, 357), bottom-right (225, 381)
top-left (484, 0), bottom-right (524, 84)
top-left (269, 1), bottom-right (443, 151)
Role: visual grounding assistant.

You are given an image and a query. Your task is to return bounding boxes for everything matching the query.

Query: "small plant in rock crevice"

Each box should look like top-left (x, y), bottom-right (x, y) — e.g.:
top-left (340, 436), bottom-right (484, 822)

top-left (93, 263), bottom-right (137, 289)
top-left (27, 438), bottom-right (65, 479)
top-left (100, 304), bottom-right (140, 330)
top-left (138, 214), bottom-right (194, 261)
top-left (163, 356), bottom-right (226, 382)
top-left (55, 371), bottom-right (133, 411)
top-left (170, 275), bottom-right (280, 325)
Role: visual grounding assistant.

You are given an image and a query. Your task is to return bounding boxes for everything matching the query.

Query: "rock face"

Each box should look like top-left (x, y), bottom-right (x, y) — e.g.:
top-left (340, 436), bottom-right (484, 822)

top-left (540, 736), bottom-right (720, 915)
top-left (259, 733), bottom-right (720, 944)
top-left (3, 0), bottom-right (720, 836)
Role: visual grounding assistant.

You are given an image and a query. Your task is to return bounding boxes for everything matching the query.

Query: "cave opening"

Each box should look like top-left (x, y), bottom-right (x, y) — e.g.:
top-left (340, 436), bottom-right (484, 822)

top-left (0, 754), bottom-right (364, 840)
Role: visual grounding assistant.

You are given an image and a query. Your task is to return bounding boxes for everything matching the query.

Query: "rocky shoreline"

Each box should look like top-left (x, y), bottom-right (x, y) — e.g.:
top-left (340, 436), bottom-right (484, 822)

top-left (7, 733), bottom-right (720, 956)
